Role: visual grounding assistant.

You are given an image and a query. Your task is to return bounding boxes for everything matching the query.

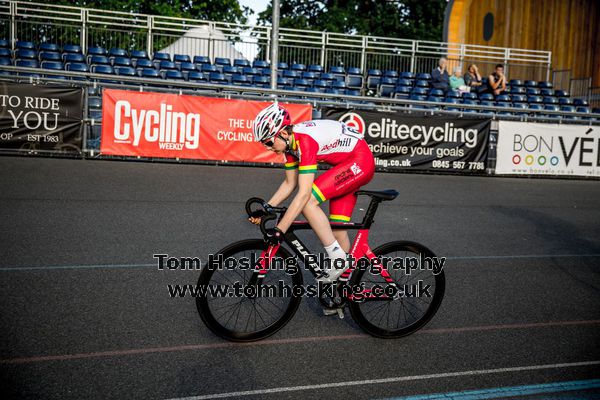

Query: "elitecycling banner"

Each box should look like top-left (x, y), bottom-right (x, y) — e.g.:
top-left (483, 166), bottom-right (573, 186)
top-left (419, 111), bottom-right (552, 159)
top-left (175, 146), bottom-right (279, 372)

top-left (496, 121), bottom-right (599, 177)
top-left (101, 89), bottom-right (312, 162)
top-left (0, 83), bottom-right (84, 153)
top-left (323, 108), bottom-right (490, 173)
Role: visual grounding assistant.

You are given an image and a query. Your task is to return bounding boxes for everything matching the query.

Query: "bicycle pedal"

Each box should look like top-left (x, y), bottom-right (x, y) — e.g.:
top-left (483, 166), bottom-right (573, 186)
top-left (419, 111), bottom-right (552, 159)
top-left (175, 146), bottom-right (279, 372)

top-left (322, 308), bottom-right (344, 319)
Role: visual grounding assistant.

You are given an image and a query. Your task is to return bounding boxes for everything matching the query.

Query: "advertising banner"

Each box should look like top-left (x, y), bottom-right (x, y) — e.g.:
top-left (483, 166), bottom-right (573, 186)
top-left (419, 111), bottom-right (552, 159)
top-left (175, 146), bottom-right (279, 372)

top-left (100, 89), bottom-right (312, 162)
top-left (496, 121), bottom-right (599, 177)
top-left (0, 83), bottom-right (83, 153)
top-left (323, 108), bottom-right (490, 173)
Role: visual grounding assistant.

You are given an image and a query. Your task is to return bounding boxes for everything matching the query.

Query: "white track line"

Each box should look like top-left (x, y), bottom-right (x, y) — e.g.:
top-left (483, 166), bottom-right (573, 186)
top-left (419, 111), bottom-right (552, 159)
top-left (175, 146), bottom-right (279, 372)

top-left (165, 360), bottom-right (600, 400)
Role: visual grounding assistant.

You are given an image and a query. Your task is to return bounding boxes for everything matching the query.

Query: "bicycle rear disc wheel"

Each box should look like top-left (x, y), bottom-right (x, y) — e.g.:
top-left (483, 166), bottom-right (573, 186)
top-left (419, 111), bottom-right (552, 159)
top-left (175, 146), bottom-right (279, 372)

top-left (348, 241), bottom-right (445, 338)
top-left (196, 239), bottom-right (303, 342)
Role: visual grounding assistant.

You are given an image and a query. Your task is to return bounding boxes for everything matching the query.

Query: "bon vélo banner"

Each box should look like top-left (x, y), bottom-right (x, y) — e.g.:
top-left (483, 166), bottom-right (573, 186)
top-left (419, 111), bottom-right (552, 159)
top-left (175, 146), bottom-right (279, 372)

top-left (100, 89), bottom-right (312, 162)
top-left (496, 121), bottom-right (600, 177)
top-left (0, 82), bottom-right (84, 153)
top-left (322, 108), bottom-right (490, 173)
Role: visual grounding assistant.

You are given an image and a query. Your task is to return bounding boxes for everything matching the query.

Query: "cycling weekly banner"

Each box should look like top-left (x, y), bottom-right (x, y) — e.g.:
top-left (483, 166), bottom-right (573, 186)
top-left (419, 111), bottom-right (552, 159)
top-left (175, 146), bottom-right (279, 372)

top-left (496, 121), bottom-right (599, 177)
top-left (101, 89), bottom-right (312, 162)
top-left (323, 108), bottom-right (490, 173)
top-left (0, 83), bottom-right (84, 153)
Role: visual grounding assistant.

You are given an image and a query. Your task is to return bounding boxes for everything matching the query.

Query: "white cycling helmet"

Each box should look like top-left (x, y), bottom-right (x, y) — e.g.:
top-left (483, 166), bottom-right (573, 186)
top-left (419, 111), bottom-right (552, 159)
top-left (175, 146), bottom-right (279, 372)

top-left (252, 102), bottom-right (291, 142)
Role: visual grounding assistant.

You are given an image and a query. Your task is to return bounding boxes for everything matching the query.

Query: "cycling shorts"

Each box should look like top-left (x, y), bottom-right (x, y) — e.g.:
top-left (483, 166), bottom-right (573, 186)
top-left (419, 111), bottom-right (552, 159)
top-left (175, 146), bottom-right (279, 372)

top-left (311, 140), bottom-right (375, 222)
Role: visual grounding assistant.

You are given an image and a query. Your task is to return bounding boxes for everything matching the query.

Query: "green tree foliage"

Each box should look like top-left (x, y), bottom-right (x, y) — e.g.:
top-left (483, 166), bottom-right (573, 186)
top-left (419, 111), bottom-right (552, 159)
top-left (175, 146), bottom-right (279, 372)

top-left (257, 0), bottom-right (446, 41)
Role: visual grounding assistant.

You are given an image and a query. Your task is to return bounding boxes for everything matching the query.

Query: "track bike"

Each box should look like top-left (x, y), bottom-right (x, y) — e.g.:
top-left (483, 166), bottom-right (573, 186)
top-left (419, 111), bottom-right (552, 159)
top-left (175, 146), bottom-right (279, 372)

top-left (196, 189), bottom-right (445, 342)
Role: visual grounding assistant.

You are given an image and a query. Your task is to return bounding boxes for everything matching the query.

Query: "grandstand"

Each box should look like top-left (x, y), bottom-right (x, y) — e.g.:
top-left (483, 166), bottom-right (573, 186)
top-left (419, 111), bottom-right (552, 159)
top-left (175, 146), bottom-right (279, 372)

top-left (0, 0), bottom-right (598, 156)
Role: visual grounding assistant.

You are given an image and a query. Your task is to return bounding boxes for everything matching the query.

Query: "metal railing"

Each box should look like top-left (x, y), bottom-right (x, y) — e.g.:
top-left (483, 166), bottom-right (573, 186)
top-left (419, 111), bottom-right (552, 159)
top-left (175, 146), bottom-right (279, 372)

top-left (0, 0), bottom-right (553, 81)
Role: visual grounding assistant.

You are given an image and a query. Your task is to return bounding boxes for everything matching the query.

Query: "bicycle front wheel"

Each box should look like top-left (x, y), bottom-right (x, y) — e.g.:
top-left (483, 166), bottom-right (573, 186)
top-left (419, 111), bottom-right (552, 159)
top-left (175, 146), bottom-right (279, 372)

top-left (196, 239), bottom-right (303, 342)
top-left (348, 241), bottom-right (445, 338)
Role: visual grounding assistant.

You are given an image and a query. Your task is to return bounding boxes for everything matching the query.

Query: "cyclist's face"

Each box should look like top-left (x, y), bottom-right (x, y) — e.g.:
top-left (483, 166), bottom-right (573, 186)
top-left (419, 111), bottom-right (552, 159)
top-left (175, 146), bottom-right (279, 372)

top-left (263, 131), bottom-right (287, 154)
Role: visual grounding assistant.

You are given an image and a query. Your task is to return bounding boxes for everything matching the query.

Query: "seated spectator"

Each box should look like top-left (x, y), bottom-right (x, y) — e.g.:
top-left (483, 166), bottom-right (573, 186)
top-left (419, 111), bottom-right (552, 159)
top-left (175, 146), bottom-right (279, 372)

top-left (449, 67), bottom-right (469, 93)
top-left (464, 64), bottom-right (485, 93)
top-left (431, 57), bottom-right (450, 91)
top-left (488, 64), bottom-right (507, 96)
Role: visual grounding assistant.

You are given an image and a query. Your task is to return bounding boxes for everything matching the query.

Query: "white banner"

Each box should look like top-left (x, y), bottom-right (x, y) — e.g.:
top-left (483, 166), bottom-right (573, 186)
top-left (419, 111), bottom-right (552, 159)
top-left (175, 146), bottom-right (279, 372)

top-left (496, 121), bottom-right (600, 177)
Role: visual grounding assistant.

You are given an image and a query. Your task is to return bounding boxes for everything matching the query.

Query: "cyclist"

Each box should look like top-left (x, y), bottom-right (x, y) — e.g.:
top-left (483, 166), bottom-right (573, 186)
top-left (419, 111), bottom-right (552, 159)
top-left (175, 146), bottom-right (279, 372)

top-left (249, 102), bottom-right (375, 282)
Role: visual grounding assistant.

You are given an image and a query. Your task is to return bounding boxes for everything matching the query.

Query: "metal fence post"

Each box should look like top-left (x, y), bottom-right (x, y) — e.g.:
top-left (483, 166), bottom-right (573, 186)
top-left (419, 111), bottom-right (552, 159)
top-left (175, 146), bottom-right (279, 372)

top-left (504, 48), bottom-right (510, 77)
top-left (81, 8), bottom-right (87, 54)
top-left (270, 0), bottom-right (279, 91)
top-left (10, 0), bottom-right (15, 49)
top-left (147, 16), bottom-right (153, 58)
top-left (320, 31), bottom-right (326, 67)
top-left (410, 40), bottom-right (416, 73)
top-left (546, 51), bottom-right (552, 82)
top-left (360, 36), bottom-right (367, 74)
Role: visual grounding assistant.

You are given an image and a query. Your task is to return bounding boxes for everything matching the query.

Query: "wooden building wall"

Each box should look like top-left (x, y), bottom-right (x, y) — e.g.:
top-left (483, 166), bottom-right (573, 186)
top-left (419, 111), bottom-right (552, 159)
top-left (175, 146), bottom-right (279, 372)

top-left (445, 0), bottom-right (600, 87)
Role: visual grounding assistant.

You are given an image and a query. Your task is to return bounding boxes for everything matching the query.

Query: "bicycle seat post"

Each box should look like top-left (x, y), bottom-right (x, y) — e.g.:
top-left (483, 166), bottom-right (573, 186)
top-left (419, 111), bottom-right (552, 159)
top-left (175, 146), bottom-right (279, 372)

top-left (360, 197), bottom-right (381, 229)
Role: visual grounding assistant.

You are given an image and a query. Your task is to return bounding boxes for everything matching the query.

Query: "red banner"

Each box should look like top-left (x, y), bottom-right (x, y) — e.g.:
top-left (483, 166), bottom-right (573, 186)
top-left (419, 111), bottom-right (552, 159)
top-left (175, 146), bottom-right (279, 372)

top-left (100, 89), bottom-right (312, 162)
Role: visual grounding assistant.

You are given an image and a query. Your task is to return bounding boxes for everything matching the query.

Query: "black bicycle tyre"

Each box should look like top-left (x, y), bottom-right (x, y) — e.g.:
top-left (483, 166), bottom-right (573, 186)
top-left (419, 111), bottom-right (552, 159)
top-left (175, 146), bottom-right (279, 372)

top-left (196, 239), bottom-right (303, 342)
top-left (348, 241), bottom-right (445, 338)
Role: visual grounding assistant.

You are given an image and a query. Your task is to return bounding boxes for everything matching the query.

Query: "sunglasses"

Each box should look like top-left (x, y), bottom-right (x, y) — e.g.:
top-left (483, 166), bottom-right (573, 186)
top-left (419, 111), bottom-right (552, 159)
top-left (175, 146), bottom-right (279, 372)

top-left (261, 131), bottom-right (283, 147)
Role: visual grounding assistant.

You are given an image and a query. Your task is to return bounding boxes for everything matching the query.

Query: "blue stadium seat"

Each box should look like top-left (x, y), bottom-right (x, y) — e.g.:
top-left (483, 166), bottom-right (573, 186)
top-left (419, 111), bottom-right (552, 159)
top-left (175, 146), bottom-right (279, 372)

top-left (141, 68), bottom-right (160, 79)
top-left (252, 60), bottom-right (269, 69)
top-left (329, 65), bottom-right (345, 74)
top-left (193, 55), bottom-right (210, 64)
top-left (88, 97), bottom-right (102, 109)
top-left (325, 88), bottom-right (340, 95)
top-left (479, 93), bottom-right (494, 101)
top-left (222, 65), bottom-right (239, 75)
top-left (509, 79), bottom-right (523, 87)
top-left (131, 50), bottom-right (149, 60)
top-left (16, 59), bottom-right (38, 68)
top-left (461, 92), bottom-right (477, 100)
top-left (496, 94), bottom-right (511, 102)
top-left (332, 80), bottom-right (346, 90)
top-left (188, 71), bottom-right (207, 82)
top-left (527, 96), bottom-right (543, 103)
top-left (576, 106), bottom-right (590, 113)
top-left (230, 74), bottom-right (251, 85)
top-left (0, 48), bottom-right (10, 58)
top-left (512, 94), bottom-right (527, 103)
top-left (113, 57), bottom-right (132, 67)
top-left (283, 69), bottom-right (300, 79)
top-left (430, 89), bottom-right (445, 97)
top-left (526, 87), bottom-right (541, 95)
top-left (92, 65), bottom-right (114, 74)
top-left (232, 59), bottom-right (249, 68)
top-left (368, 69), bottom-right (382, 77)
top-left (215, 57), bottom-right (231, 66)
top-left (39, 43), bottom-right (59, 52)
top-left (63, 44), bottom-right (82, 54)
top-left (308, 64), bottom-right (323, 73)
top-left (479, 100), bottom-right (495, 107)
top-left (401, 71), bottom-right (415, 80)
top-left (253, 75), bottom-right (270, 87)
top-left (209, 72), bottom-right (228, 84)
top-left (243, 67), bottom-right (261, 76)
top-left (393, 86), bottom-right (411, 99)
top-left (426, 95), bottom-right (443, 103)
top-left (560, 105), bottom-right (576, 113)
top-left (397, 78), bottom-right (411, 87)
top-left (165, 70), bottom-right (184, 80)
top-left (415, 79), bottom-right (429, 88)
top-left (180, 62), bottom-right (196, 72)
top-left (543, 96), bottom-right (558, 104)
top-left (524, 80), bottom-right (537, 87)
top-left (313, 79), bottom-right (329, 89)
top-left (88, 46), bottom-right (108, 56)
top-left (115, 66), bottom-right (136, 77)
top-left (40, 51), bottom-right (61, 61)
top-left (496, 101), bottom-right (512, 108)
top-left (417, 73), bottom-right (432, 81)
top-left (277, 77), bottom-right (290, 88)
top-left (367, 76), bottom-right (380, 90)
top-left (174, 54), bottom-right (191, 63)
top-left (444, 97), bottom-right (461, 104)
top-left (543, 104), bottom-right (560, 118)
top-left (306, 87), bottom-right (323, 95)
top-left (446, 90), bottom-right (460, 98)
top-left (64, 53), bottom-right (85, 63)
top-left (41, 61), bottom-right (64, 70)
top-left (16, 49), bottom-right (37, 59)
top-left (346, 89), bottom-right (360, 96)
top-left (302, 71), bottom-right (317, 80)
top-left (153, 52), bottom-right (171, 61)
top-left (412, 87), bottom-right (429, 96)
top-left (379, 77), bottom-right (396, 97)
top-left (201, 64), bottom-right (218, 73)
top-left (66, 62), bottom-right (88, 72)
top-left (16, 41), bottom-right (35, 50)
top-left (159, 61), bottom-right (178, 71)
top-left (346, 75), bottom-right (363, 89)
top-left (410, 94), bottom-right (426, 102)
top-left (277, 62), bottom-right (289, 70)
top-left (135, 59), bottom-right (154, 69)
top-left (573, 99), bottom-right (589, 106)
top-left (509, 86), bottom-right (526, 94)
top-left (291, 63), bottom-right (306, 72)
top-left (294, 78), bottom-right (310, 88)
top-left (538, 81), bottom-right (552, 89)
top-left (558, 97), bottom-right (573, 105)
top-left (0, 57), bottom-right (11, 66)
top-left (462, 99), bottom-right (479, 105)
top-left (347, 66), bottom-right (361, 75)
top-left (384, 70), bottom-right (398, 79)
top-left (0, 39), bottom-right (10, 48)
top-left (90, 55), bottom-right (110, 65)
top-left (320, 72), bottom-right (335, 81)
top-left (540, 89), bottom-right (554, 96)
top-left (109, 48), bottom-right (128, 58)
top-left (555, 90), bottom-right (569, 97)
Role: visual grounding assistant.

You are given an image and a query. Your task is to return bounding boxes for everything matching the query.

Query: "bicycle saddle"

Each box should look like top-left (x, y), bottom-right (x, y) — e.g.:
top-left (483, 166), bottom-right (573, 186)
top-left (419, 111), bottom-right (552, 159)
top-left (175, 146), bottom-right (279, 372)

top-left (355, 189), bottom-right (399, 201)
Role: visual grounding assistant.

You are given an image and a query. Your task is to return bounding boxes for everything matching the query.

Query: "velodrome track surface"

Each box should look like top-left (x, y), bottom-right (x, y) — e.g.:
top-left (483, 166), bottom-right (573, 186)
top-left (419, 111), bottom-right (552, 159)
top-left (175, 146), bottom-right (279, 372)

top-left (0, 155), bottom-right (599, 399)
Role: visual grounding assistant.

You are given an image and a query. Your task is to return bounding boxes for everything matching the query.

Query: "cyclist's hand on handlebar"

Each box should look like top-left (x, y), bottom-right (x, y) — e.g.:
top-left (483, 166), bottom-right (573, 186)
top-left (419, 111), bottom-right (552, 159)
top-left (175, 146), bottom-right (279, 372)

top-left (264, 227), bottom-right (284, 245)
top-left (248, 216), bottom-right (262, 225)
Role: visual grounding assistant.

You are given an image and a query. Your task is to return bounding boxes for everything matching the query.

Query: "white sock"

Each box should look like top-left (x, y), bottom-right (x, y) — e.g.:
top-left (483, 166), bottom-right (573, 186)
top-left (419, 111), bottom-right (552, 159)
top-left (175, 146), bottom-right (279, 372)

top-left (323, 240), bottom-right (347, 281)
